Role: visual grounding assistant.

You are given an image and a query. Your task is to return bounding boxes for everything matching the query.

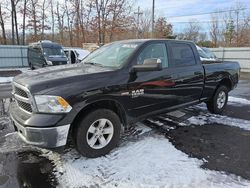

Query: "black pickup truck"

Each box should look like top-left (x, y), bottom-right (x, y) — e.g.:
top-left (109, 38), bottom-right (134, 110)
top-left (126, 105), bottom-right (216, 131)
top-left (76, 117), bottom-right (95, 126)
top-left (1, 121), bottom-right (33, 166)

top-left (10, 39), bottom-right (240, 158)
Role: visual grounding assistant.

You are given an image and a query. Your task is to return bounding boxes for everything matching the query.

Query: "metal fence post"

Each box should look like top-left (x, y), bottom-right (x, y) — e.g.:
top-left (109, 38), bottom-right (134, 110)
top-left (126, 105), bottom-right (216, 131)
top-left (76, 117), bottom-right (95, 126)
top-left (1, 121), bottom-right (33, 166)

top-left (222, 48), bottom-right (225, 62)
top-left (20, 47), bottom-right (24, 67)
top-left (0, 99), bottom-right (5, 115)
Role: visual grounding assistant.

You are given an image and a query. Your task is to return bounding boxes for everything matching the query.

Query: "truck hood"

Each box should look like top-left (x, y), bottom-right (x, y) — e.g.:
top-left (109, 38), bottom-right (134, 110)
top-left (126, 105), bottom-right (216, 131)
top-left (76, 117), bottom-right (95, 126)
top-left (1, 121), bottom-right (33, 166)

top-left (13, 63), bottom-right (113, 93)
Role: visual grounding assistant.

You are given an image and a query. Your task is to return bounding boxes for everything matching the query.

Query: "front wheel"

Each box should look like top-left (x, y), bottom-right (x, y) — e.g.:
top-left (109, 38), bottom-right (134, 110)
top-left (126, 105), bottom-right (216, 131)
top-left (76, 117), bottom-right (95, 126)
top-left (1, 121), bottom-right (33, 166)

top-left (75, 109), bottom-right (121, 158)
top-left (206, 85), bottom-right (228, 114)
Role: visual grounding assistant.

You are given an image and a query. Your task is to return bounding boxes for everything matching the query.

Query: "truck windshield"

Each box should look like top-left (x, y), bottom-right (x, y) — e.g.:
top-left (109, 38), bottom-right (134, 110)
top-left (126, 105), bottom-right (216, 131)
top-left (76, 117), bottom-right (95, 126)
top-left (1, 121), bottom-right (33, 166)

top-left (82, 42), bottom-right (141, 68)
top-left (43, 47), bottom-right (66, 57)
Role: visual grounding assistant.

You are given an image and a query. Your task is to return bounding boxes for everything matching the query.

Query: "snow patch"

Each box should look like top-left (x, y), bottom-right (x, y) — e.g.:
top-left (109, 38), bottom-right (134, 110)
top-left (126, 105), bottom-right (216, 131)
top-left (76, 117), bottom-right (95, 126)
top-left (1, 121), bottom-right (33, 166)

top-left (228, 96), bottom-right (250, 106)
top-left (134, 122), bottom-right (152, 135)
top-left (0, 77), bottom-right (13, 83)
top-left (47, 135), bottom-right (250, 188)
top-left (188, 114), bottom-right (250, 131)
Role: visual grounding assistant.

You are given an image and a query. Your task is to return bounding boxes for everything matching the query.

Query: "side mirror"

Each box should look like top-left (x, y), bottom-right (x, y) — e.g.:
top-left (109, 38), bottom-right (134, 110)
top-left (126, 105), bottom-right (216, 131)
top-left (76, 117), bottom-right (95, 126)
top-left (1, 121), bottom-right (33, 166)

top-left (132, 58), bottom-right (162, 72)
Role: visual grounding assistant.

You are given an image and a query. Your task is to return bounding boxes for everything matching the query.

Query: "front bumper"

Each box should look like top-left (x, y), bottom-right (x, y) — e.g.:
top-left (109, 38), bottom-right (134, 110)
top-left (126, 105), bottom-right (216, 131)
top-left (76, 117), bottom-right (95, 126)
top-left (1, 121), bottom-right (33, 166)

top-left (10, 111), bottom-right (70, 148)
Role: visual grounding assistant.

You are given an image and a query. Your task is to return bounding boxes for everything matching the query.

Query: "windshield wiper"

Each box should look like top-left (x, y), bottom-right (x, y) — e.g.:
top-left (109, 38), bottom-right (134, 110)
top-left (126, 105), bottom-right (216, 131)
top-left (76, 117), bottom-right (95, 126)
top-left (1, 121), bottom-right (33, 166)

top-left (84, 62), bottom-right (104, 67)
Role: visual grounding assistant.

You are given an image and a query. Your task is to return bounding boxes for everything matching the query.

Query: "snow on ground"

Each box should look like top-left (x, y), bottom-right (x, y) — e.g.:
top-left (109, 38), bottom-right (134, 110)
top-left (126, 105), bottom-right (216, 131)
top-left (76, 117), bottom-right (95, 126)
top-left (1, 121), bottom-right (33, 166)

top-left (40, 124), bottom-right (250, 188)
top-left (0, 67), bottom-right (30, 83)
top-left (228, 96), bottom-right (250, 106)
top-left (188, 114), bottom-right (250, 131)
top-left (0, 77), bottom-right (13, 83)
top-left (187, 96), bottom-right (250, 131)
top-left (0, 67), bottom-right (30, 73)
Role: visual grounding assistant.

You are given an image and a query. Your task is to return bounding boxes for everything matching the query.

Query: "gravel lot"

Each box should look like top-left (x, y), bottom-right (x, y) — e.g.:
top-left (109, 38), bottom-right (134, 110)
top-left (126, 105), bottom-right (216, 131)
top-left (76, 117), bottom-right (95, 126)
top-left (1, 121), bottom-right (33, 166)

top-left (0, 74), bottom-right (250, 188)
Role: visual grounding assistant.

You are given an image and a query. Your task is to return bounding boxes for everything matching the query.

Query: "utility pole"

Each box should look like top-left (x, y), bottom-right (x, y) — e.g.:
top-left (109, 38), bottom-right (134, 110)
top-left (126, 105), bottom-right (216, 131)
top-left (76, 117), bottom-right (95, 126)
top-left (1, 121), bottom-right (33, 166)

top-left (134, 6), bottom-right (143, 38)
top-left (151, 0), bottom-right (155, 38)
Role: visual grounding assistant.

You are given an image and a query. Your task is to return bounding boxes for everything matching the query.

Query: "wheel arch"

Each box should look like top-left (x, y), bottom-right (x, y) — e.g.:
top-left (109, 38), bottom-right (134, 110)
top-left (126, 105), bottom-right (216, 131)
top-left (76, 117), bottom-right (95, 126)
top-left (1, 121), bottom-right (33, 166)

top-left (217, 77), bottom-right (233, 91)
top-left (69, 99), bottom-right (127, 141)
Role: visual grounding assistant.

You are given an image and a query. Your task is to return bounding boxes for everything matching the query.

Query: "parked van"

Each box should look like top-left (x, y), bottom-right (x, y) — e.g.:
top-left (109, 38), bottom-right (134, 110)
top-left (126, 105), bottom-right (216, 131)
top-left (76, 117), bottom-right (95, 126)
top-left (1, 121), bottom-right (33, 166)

top-left (28, 40), bottom-right (68, 69)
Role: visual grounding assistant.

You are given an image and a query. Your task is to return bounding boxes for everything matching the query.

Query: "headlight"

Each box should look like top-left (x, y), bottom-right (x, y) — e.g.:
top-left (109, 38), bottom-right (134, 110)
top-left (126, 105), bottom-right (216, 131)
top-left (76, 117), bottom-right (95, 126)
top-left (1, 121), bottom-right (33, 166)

top-left (34, 95), bottom-right (72, 113)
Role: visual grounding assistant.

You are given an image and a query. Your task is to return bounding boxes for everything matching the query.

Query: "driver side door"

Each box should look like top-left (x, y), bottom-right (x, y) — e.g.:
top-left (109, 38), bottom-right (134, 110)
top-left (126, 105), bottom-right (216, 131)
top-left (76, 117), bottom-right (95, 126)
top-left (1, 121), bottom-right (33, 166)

top-left (127, 42), bottom-right (176, 117)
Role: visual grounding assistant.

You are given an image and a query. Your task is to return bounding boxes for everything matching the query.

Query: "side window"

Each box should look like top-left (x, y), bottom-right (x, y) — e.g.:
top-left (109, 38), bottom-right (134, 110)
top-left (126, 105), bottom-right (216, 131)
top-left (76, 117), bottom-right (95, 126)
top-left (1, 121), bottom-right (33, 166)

top-left (170, 43), bottom-right (196, 67)
top-left (29, 48), bottom-right (45, 65)
top-left (137, 43), bottom-right (169, 68)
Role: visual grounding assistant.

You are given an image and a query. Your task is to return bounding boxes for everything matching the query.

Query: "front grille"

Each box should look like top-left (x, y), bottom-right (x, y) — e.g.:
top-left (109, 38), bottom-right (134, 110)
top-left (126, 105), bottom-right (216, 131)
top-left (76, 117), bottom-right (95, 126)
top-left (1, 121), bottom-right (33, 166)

top-left (13, 83), bottom-right (33, 114)
top-left (15, 87), bottom-right (28, 98)
top-left (16, 100), bottom-right (32, 113)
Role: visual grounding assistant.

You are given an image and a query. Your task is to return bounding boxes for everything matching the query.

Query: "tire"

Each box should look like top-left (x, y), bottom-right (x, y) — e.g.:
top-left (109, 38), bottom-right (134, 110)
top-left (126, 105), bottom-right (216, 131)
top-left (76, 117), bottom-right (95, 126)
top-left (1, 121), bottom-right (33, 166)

top-left (29, 63), bottom-right (35, 70)
top-left (206, 85), bottom-right (228, 114)
top-left (75, 109), bottom-right (121, 158)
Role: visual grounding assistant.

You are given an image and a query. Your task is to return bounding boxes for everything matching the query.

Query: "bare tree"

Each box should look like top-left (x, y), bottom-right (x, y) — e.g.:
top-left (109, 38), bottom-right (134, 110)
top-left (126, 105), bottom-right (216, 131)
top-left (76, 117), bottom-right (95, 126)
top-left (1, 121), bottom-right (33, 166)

top-left (179, 20), bottom-right (202, 43)
top-left (11, 0), bottom-right (21, 44)
top-left (109, 0), bottom-right (131, 42)
top-left (56, 1), bottom-right (66, 43)
top-left (93, 0), bottom-right (112, 44)
top-left (27, 0), bottom-right (39, 40)
top-left (84, 1), bottom-right (94, 42)
top-left (210, 13), bottom-right (221, 47)
top-left (138, 9), bottom-right (152, 38)
top-left (0, 3), bottom-right (7, 44)
top-left (64, 0), bottom-right (74, 46)
top-left (41, 0), bottom-right (49, 39)
top-left (50, 0), bottom-right (55, 41)
top-left (20, 0), bottom-right (28, 44)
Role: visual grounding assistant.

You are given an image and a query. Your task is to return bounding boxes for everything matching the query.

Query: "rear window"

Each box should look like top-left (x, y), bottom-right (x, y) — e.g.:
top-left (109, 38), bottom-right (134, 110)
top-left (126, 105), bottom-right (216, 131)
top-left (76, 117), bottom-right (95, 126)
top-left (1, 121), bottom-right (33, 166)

top-left (170, 43), bottom-right (196, 67)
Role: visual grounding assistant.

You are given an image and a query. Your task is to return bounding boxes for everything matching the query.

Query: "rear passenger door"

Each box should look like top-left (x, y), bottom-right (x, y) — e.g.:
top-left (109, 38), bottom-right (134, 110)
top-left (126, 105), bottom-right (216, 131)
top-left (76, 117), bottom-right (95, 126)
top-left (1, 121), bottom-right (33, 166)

top-left (167, 41), bottom-right (204, 104)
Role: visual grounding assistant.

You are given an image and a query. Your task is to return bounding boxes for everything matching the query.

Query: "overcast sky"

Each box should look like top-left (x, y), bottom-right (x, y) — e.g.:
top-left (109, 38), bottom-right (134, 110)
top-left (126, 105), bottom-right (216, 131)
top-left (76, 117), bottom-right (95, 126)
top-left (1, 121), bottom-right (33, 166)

top-left (136, 0), bottom-right (250, 34)
top-left (4, 0), bottom-right (250, 39)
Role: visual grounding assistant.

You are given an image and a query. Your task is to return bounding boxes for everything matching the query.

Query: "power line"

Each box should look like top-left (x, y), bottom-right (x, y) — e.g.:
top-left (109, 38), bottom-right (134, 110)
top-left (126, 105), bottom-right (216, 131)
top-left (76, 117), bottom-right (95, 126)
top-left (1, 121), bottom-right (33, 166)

top-left (164, 8), bottom-right (250, 19)
top-left (155, 1), bottom-right (224, 11)
top-left (170, 18), bottom-right (246, 24)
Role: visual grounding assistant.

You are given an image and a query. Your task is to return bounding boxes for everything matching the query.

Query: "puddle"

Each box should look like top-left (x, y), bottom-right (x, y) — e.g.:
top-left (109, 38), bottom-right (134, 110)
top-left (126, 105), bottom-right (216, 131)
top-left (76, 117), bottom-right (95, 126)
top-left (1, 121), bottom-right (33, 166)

top-left (0, 150), bottom-right (57, 188)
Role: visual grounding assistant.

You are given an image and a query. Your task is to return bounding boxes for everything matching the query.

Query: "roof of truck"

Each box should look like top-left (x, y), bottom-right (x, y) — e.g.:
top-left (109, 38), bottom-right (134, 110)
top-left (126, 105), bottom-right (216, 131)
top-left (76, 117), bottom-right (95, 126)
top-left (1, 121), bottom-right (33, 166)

top-left (110, 39), bottom-right (194, 44)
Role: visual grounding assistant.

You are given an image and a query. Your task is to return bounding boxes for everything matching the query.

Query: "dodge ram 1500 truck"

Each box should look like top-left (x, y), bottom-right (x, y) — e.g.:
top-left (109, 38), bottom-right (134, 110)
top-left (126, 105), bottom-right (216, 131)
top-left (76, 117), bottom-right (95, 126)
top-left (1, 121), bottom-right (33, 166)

top-left (10, 39), bottom-right (240, 158)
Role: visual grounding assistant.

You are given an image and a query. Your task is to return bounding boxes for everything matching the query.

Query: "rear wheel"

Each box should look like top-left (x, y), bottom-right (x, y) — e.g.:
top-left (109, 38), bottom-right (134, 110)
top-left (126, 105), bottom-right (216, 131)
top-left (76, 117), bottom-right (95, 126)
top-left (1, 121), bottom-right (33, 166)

top-left (75, 109), bottom-right (121, 158)
top-left (206, 85), bottom-right (228, 114)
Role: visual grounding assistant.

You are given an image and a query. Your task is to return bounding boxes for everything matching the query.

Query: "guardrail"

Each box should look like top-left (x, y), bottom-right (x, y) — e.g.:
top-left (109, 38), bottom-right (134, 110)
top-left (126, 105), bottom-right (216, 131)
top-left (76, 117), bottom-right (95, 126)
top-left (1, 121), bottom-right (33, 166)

top-left (210, 47), bottom-right (250, 72)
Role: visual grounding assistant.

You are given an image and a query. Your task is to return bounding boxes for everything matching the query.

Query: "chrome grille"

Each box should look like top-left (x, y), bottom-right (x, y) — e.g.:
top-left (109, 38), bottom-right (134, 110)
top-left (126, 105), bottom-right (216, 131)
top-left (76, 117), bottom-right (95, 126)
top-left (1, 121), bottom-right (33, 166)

top-left (16, 100), bottom-right (32, 113)
top-left (15, 87), bottom-right (28, 98)
top-left (13, 83), bottom-right (33, 114)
